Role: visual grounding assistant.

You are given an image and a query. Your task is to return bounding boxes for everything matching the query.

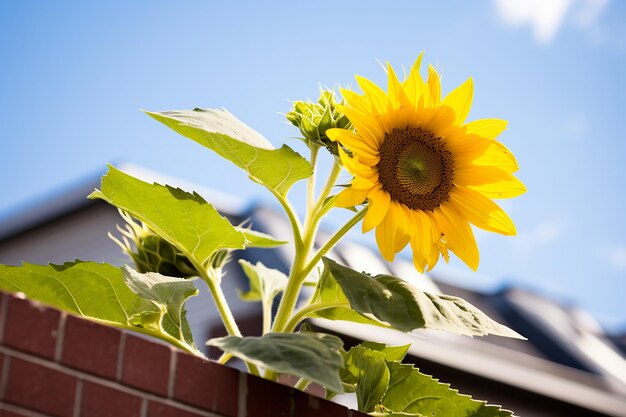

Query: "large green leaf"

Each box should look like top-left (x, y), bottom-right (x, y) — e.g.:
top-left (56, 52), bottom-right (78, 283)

top-left (89, 166), bottom-right (245, 269)
top-left (381, 362), bottom-right (513, 417)
top-left (0, 262), bottom-right (200, 354)
top-left (342, 346), bottom-right (390, 413)
top-left (308, 260), bottom-right (382, 326)
top-left (206, 332), bottom-right (344, 392)
top-left (237, 260), bottom-right (288, 303)
top-left (315, 259), bottom-right (523, 338)
top-left (359, 341), bottom-right (410, 362)
top-left (145, 108), bottom-right (312, 195)
top-left (121, 266), bottom-right (197, 347)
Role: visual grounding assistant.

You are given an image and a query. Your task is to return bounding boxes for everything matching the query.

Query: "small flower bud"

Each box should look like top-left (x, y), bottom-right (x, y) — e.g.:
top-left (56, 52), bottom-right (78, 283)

top-left (286, 89), bottom-right (351, 156)
top-left (110, 211), bottom-right (198, 278)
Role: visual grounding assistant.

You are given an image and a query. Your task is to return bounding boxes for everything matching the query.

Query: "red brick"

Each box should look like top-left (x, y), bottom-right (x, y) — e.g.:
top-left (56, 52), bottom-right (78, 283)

top-left (61, 315), bottom-right (120, 379)
top-left (0, 409), bottom-right (33, 417)
top-left (81, 381), bottom-right (143, 417)
top-left (245, 373), bottom-right (294, 417)
top-left (148, 402), bottom-right (205, 417)
top-left (0, 294), bottom-right (6, 330)
top-left (294, 390), bottom-right (351, 417)
top-left (173, 352), bottom-right (238, 416)
top-left (4, 357), bottom-right (76, 417)
top-left (3, 296), bottom-right (60, 359)
top-left (122, 334), bottom-right (171, 396)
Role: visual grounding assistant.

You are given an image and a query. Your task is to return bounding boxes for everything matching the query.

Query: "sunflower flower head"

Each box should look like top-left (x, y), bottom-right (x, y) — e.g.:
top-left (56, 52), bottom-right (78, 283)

top-left (286, 89), bottom-right (351, 155)
top-left (327, 55), bottom-right (526, 273)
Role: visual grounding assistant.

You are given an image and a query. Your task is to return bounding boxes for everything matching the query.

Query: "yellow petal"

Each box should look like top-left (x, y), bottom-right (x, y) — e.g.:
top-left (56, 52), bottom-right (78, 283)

top-left (436, 239), bottom-right (450, 263)
top-left (403, 53), bottom-right (425, 106)
top-left (355, 75), bottom-right (388, 115)
top-left (464, 119), bottom-right (508, 140)
top-left (435, 205), bottom-right (479, 271)
top-left (454, 140), bottom-right (519, 173)
top-left (442, 77), bottom-right (473, 125)
top-left (363, 185), bottom-right (390, 232)
top-left (409, 239), bottom-right (428, 273)
top-left (335, 187), bottom-right (369, 208)
top-left (449, 188), bottom-right (516, 235)
top-left (338, 106), bottom-right (385, 147)
top-left (387, 62), bottom-right (412, 110)
top-left (376, 204), bottom-right (399, 261)
top-left (352, 173), bottom-right (379, 190)
top-left (468, 175), bottom-right (527, 199)
top-left (444, 128), bottom-right (490, 157)
top-left (341, 89), bottom-right (372, 114)
top-left (481, 141), bottom-right (519, 173)
top-left (338, 147), bottom-right (376, 178)
top-left (427, 65), bottom-right (441, 106)
top-left (455, 165), bottom-right (524, 190)
top-left (326, 128), bottom-right (378, 157)
top-left (409, 211), bottom-right (435, 272)
top-left (393, 203), bottom-right (412, 252)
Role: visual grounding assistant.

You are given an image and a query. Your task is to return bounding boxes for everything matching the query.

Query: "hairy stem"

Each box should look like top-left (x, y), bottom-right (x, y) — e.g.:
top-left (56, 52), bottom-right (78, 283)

top-left (270, 188), bottom-right (304, 253)
top-left (307, 145), bottom-right (320, 215)
top-left (205, 269), bottom-right (242, 337)
top-left (294, 377), bottom-right (311, 391)
top-left (299, 207), bottom-right (368, 281)
top-left (262, 299), bottom-right (272, 335)
top-left (218, 352), bottom-right (233, 365)
top-left (202, 268), bottom-right (260, 376)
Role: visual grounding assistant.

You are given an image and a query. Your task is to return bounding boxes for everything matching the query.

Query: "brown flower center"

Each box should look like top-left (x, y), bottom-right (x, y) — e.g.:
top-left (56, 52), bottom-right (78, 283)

top-left (377, 126), bottom-right (454, 211)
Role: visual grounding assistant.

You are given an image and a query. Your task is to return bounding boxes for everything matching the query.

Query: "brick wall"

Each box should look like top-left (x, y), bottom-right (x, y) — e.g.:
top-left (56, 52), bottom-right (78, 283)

top-left (0, 293), bottom-right (366, 417)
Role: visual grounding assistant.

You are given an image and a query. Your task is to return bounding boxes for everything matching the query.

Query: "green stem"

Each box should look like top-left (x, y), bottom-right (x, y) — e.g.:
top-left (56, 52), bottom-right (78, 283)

top-left (218, 352), bottom-right (233, 365)
top-left (95, 319), bottom-right (203, 358)
top-left (284, 301), bottom-right (351, 333)
top-left (294, 377), bottom-right (311, 391)
top-left (299, 207), bottom-right (368, 282)
top-left (201, 268), bottom-right (260, 376)
top-left (262, 299), bottom-right (272, 335)
top-left (271, 247), bottom-right (308, 333)
top-left (315, 157), bottom-right (342, 212)
top-left (270, 188), bottom-right (304, 253)
top-left (303, 158), bottom-right (343, 250)
top-left (205, 270), bottom-right (242, 337)
top-left (272, 207), bottom-right (367, 333)
top-left (307, 145), bottom-right (320, 215)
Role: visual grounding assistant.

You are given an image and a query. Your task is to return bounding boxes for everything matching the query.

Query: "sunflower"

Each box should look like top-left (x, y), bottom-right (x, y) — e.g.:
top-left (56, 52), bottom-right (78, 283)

top-left (327, 55), bottom-right (526, 272)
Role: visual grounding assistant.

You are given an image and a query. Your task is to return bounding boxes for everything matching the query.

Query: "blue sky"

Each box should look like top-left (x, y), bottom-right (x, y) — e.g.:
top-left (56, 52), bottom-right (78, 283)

top-left (1, 1), bottom-right (625, 328)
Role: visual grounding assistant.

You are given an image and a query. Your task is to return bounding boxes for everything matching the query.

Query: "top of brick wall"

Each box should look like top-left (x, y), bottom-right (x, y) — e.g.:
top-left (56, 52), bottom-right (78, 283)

top-left (0, 292), bottom-right (366, 417)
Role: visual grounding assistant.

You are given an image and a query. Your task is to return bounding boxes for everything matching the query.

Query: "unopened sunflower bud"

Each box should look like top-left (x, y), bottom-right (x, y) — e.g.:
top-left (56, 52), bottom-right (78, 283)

top-left (286, 89), bottom-right (351, 155)
top-left (110, 210), bottom-right (199, 278)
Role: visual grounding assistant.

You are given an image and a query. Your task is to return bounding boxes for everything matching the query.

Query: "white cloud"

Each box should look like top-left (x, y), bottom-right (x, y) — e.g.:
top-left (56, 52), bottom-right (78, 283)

top-left (494, 0), bottom-right (610, 43)
top-left (607, 246), bottom-right (626, 270)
